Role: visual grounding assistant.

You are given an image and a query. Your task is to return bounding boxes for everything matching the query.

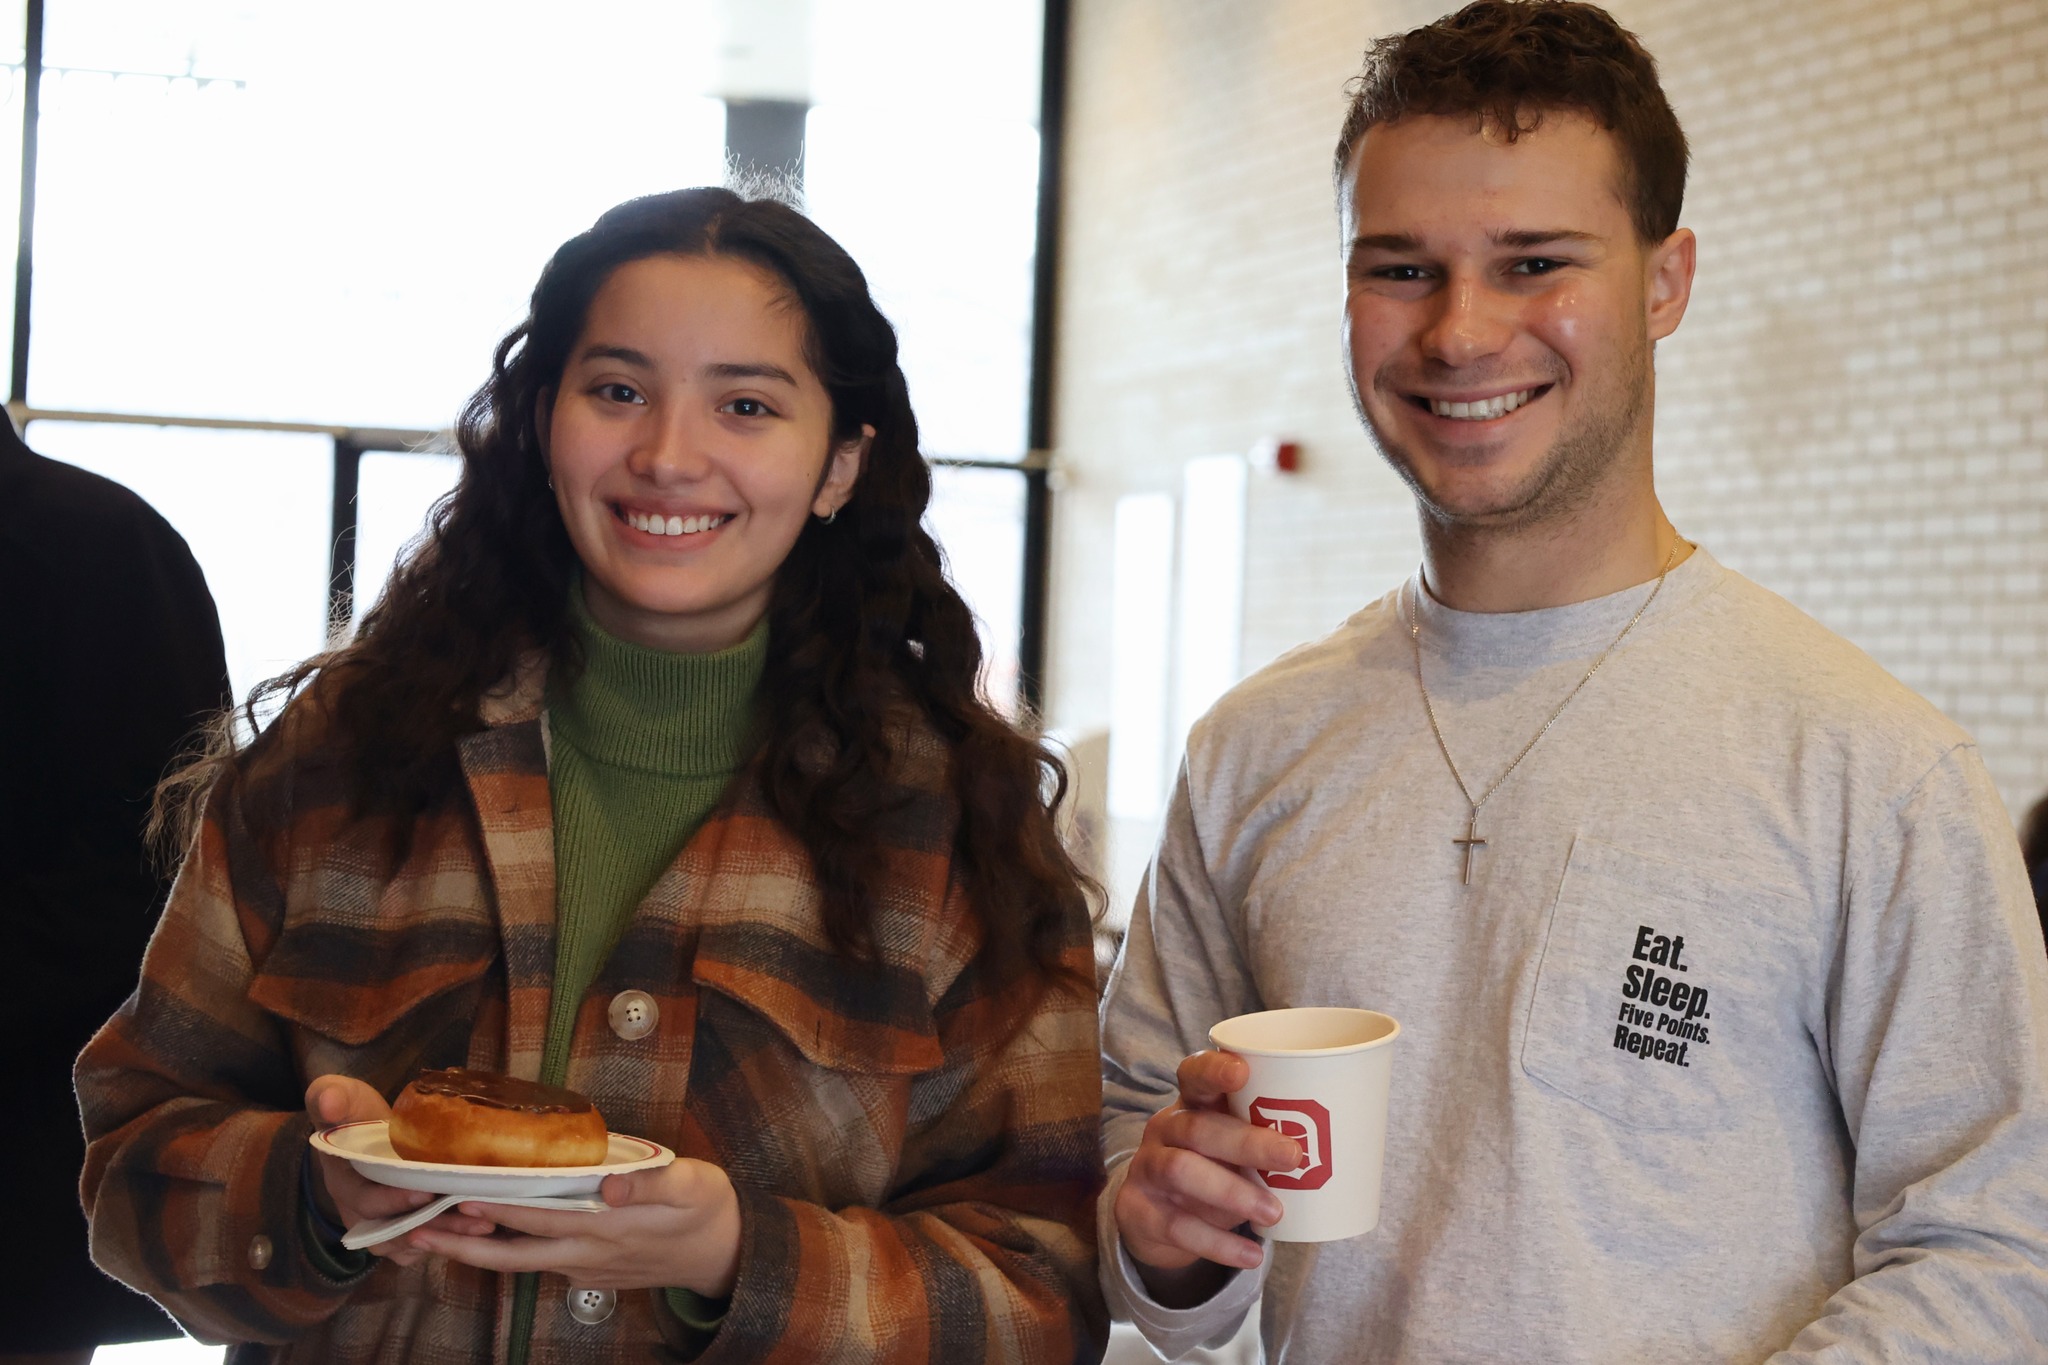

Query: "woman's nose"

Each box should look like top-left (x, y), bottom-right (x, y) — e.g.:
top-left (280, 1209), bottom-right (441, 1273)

top-left (631, 407), bottom-right (712, 482)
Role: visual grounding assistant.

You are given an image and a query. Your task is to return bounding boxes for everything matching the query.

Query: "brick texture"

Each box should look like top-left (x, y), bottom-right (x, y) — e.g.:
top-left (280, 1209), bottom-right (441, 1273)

top-left (1047, 0), bottom-right (2048, 833)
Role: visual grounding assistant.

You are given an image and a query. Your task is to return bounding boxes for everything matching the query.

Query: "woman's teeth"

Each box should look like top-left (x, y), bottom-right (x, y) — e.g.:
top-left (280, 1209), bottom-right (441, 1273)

top-left (1430, 388), bottom-right (1538, 421)
top-left (623, 509), bottom-right (731, 536)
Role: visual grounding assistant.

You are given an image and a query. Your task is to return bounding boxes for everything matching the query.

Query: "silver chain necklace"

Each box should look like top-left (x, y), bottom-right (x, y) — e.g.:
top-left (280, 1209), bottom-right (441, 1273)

top-left (1410, 539), bottom-right (1688, 886)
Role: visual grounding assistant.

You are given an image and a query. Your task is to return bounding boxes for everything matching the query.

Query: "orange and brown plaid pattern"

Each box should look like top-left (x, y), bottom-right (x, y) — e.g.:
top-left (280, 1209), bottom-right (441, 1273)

top-left (77, 659), bottom-right (1107, 1363)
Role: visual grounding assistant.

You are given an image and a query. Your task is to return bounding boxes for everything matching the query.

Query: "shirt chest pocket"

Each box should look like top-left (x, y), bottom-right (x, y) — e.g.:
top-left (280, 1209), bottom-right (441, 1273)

top-left (1520, 837), bottom-right (1817, 1132)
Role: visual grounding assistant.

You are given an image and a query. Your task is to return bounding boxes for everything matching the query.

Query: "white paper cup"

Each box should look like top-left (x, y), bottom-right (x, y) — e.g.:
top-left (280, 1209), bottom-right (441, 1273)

top-left (1208, 1006), bottom-right (1399, 1243)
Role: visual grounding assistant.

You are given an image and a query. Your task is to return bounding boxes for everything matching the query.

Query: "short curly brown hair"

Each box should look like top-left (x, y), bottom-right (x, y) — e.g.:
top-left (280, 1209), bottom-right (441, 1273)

top-left (1334, 1), bottom-right (1688, 244)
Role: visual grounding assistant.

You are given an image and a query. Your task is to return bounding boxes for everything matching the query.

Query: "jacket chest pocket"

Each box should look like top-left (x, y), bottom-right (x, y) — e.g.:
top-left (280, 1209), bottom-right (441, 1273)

top-left (687, 989), bottom-right (911, 1205)
top-left (247, 869), bottom-right (498, 1090)
top-left (1520, 837), bottom-right (1816, 1132)
top-left (688, 945), bottom-right (943, 1208)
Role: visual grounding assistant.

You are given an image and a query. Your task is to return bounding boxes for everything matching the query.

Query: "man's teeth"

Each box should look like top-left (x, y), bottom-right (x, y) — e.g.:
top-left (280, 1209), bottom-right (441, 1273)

top-left (1430, 388), bottom-right (1537, 421)
top-left (624, 510), bottom-right (731, 536)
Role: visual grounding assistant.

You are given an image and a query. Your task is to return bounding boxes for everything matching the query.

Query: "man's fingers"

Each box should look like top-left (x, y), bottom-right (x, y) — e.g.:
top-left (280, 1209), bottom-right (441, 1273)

top-left (1114, 1055), bottom-right (1298, 1276)
top-left (1154, 1207), bottom-right (1266, 1271)
top-left (1175, 1050), bottom-right (1251, 1107)
top-left (1118, 1167), bottom-right (1269, 1272)
top-left (1154, 1105), bottom-right (1302, 1180)
top-left (1144, 1142), bottom-right (1284, 1228)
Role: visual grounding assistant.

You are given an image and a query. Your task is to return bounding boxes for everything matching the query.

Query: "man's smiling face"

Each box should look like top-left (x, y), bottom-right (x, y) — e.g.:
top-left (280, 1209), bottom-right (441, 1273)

top-left (1340, 110), bottom-right (1692, 530)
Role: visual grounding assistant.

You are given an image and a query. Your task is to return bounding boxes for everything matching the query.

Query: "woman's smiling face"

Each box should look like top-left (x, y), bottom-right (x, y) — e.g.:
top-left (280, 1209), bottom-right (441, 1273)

top-left (545, 253), bottom-right (868, 653)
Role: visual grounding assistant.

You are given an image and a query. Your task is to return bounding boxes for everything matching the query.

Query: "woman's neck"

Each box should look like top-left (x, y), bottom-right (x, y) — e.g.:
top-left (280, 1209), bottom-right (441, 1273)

top-left (579, 574), bottom-right (771, 654)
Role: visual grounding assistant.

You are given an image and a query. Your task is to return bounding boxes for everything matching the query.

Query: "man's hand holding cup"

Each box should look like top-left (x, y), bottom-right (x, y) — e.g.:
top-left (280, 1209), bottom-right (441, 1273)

top-left (1115, 1008), bottom-right (1401, 1306)
top-left (1114, 1050), bottom-right (1303, 1296)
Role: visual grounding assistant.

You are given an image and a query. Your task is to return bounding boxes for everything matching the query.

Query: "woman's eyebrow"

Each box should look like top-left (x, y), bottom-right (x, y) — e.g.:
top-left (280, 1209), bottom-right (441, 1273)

top-left (575, 343), bottom-right (654, 367)
top-left (705, 361), bottom-right (799, 385)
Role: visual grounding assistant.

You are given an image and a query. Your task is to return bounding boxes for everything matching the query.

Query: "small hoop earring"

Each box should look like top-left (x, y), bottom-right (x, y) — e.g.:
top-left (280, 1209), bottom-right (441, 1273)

top-left (820, 508), bottom-right (837, 525)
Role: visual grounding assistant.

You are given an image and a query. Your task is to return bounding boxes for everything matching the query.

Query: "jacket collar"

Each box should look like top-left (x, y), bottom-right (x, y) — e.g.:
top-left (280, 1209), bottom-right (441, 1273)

top-left (456, 649), bottom-right (949, 1076)
top-left (477, 648), bottom-right (551, 728)
top-left (455, 651), bottom-right (558, 1081)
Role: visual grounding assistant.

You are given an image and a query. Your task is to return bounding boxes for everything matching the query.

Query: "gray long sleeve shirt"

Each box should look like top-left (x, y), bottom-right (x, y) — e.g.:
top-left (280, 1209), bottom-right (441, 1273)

top-left (1100, 549), bottom-right (2048, 1363)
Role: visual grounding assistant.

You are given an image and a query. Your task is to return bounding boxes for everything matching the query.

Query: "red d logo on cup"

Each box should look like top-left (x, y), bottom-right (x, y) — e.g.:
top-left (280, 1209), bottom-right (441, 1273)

top-left (1248, 1097), bottom-right (1333, 1190)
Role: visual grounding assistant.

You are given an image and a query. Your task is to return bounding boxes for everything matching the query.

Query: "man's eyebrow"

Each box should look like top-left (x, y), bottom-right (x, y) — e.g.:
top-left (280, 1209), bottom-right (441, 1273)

top-left (1349, 233), bottom-right (1423, 253)
top-left (1347, 229), bottom-right (1602, 253)
top-left (705, 361), bottom-right (799, 386)
top-left (1491, 228), bottom-right (1601, 248)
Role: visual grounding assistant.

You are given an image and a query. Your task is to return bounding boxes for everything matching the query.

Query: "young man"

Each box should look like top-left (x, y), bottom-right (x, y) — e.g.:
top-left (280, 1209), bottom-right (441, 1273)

top-left (1098, 4), bottom-right (2048, 1361)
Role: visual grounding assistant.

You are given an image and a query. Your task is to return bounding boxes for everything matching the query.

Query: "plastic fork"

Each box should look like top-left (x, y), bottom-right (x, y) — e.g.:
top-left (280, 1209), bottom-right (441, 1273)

top-left (342, 1192), bottom-right (610, 1250)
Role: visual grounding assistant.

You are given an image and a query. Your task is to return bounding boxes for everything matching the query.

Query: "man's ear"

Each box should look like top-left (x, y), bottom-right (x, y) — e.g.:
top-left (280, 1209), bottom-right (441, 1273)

top-left (813, 424), bottom-right (874, 518)
top-left (1645, 227), bottom-right (1696, 343)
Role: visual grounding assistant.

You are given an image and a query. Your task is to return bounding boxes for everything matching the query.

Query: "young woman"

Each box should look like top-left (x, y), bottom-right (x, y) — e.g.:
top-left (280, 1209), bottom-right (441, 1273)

top-left (78, 188), bottom-right (1106, 1364)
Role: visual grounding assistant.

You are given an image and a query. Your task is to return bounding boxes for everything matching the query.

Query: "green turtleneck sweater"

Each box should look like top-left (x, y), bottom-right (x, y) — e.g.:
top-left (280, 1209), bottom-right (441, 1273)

top-left (539, 590), bottom-right (766, 1080)
top-left (507, 586), bottom-right (765, 1363)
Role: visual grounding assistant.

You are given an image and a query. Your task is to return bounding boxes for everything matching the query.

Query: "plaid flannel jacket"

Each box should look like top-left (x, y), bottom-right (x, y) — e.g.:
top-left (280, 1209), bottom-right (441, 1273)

top-left (77, 657), bottom-right (1107, 1363)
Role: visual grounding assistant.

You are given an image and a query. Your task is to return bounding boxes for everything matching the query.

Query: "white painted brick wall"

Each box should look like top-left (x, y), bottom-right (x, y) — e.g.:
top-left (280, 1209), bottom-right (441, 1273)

top-left (1048, 0), bottom-right (2048, 834)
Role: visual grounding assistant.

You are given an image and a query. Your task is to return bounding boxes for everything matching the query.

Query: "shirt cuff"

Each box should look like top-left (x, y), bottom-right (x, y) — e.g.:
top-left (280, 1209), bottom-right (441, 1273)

top-left (299, 1149), bottom-right (372, 1283)
top-left (1097, 1159), bottom-right (1266, 1358)
top-left (665, 1286), bottom-right (730, 1333)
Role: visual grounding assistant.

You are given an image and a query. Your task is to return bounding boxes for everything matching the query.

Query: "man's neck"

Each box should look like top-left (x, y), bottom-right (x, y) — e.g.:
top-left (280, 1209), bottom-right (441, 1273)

top-left (1418, 491), bottom-right (1686, 614)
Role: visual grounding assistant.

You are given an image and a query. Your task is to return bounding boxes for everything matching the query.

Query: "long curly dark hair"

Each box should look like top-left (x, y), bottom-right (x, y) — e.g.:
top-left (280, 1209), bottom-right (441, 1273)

top-left (162, 186), bottom-right (1092, 989)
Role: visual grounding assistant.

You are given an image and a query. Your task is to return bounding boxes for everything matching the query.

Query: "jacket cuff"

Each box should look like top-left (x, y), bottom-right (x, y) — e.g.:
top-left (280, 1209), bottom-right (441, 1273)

top-left (689, 1182), bottom-right (793, 1361)
top-left (170, 1108), bottom-right (374, 1337)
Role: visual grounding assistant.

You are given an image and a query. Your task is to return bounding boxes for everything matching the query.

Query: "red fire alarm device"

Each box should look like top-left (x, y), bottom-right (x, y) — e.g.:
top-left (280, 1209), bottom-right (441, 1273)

top-left (1251, 437), bottom-right (1302, 474)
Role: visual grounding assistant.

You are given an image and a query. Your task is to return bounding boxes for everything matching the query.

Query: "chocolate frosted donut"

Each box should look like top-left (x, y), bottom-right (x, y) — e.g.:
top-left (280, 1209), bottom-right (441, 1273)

top-left (388, 1068), bottom-right (610, 1167)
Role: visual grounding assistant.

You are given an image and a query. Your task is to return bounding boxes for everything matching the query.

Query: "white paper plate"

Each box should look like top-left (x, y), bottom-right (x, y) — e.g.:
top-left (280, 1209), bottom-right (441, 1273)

top-left (309, 1119), bottom-right (674, 1197)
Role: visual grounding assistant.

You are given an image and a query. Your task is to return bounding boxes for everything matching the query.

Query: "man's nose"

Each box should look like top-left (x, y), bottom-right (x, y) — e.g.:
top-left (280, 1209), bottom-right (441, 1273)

top-left (1418, 274), bottom-right (1515, 368)
top-left (630, 405), bottom-right (712, 482)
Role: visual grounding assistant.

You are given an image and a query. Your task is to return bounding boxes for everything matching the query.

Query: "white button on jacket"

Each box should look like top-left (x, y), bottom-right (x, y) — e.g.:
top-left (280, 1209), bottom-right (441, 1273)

top-left (607, 989), bottom-right (658, 1041)
top-left (567, 1286), bottom-right (616, 1324)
